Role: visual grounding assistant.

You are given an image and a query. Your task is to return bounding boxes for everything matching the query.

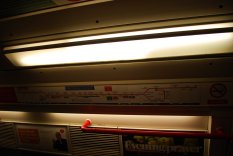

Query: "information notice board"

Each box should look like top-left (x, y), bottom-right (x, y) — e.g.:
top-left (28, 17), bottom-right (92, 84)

top-left (15, 123), bottom-right (70, 155)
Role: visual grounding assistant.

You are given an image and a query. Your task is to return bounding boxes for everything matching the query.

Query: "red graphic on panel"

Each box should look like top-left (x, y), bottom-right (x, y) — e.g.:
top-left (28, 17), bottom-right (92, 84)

top-left (18, 128), bottom-right (40, 144)
top-left (104, 86), bottom-right (112, 92)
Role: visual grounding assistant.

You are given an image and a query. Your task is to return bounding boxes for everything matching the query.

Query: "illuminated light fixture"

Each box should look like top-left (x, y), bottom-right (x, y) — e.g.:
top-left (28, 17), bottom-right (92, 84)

top-left (0, 111), bottom-right (210, 131)
top-left (4, 22), bottom-right (233, 67)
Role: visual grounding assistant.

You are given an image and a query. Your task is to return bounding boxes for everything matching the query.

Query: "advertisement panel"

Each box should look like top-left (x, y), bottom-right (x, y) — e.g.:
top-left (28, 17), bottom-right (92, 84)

top-left (123, 135), bottom-right (204, 156)
top-left (15, 124), bottom-right (70, 154)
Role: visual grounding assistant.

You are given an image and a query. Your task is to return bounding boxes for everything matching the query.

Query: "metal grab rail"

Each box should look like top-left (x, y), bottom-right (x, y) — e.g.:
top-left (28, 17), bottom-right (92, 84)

top-left (81, 119), bottom-right (233, 140)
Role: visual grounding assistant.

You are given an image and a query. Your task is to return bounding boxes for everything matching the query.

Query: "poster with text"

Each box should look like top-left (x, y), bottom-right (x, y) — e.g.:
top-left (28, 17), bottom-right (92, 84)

top-left (123, 135), bottom-right (204, 156)
top-left (15, 124), bottom-right (70, 154)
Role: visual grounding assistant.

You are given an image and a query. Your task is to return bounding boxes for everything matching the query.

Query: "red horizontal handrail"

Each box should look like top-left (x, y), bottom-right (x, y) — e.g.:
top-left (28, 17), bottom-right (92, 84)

top-left (81, 119), bottom-right (233, 140)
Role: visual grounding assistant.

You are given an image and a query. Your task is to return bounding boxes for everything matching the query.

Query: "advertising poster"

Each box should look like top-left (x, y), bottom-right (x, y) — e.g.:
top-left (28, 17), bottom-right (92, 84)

top-left (123, 135), bottom-right (204, 156)
top-left (15, 124), bottom-right (70, 154)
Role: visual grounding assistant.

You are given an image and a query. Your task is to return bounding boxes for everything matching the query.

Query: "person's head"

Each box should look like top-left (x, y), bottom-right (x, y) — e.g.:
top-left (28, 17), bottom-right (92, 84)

top-left (55, 132), bottom-right (62, 139)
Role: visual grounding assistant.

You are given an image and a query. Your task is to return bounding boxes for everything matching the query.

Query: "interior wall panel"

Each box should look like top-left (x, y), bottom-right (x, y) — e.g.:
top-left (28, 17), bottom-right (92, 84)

top-left (0, 0), bottom-right (233, 43)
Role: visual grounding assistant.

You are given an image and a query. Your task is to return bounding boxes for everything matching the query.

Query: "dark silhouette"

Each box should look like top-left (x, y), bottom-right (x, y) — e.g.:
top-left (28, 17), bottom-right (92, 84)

top-left (53, 132), bottom-right (68, 152)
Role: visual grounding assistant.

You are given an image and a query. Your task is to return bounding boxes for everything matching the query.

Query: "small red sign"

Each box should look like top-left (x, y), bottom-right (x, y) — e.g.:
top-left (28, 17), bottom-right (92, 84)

top-left (104, 86), bottom-right (112, 92)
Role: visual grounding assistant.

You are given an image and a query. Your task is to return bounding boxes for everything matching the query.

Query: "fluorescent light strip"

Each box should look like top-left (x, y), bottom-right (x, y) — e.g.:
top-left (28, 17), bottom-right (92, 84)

top-left (0, 111), bottom-right (210, 131)
top-left (5, 32), bottom-right (233, 67)
top-left (4, 22), bottom-right (233, 51)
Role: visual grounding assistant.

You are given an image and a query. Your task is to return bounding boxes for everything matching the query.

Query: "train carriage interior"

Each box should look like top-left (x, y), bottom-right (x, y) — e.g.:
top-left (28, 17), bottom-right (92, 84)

top-left (0, 0), bottom-right (233, 156)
